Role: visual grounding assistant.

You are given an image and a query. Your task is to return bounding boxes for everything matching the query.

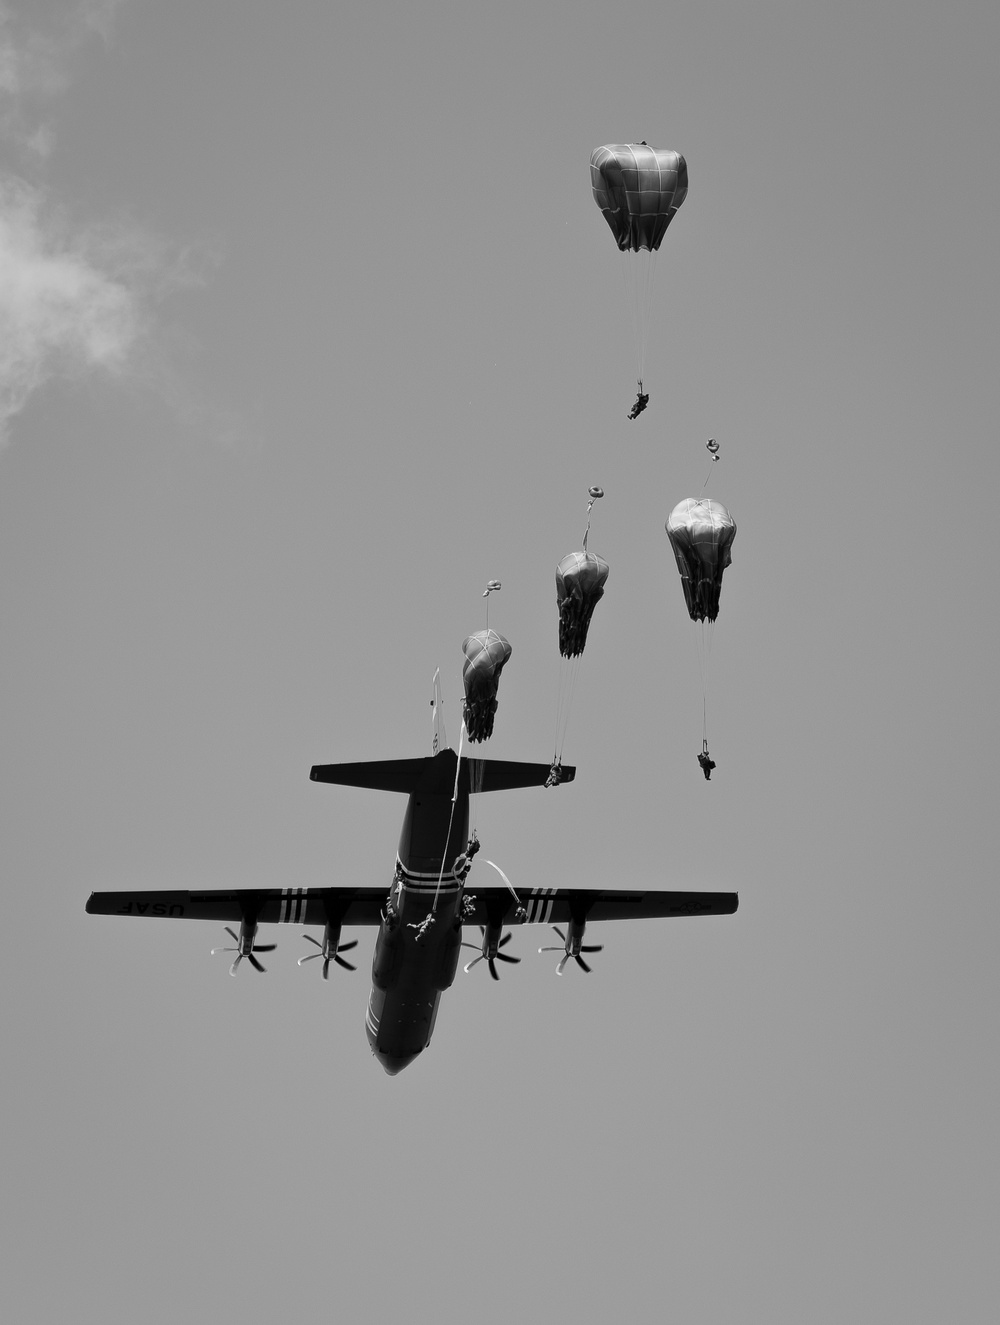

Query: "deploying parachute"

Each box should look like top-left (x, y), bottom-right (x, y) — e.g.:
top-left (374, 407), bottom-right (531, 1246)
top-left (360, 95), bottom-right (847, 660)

top-left (665, 498), bottom-right (736, 623)
top-left (462, 630), bottom-right (511, 743)
top-left (591, 143), bottom-right (688, 411)
top-left (556, 552), bottom-right (609, 657)
top-left (556, 485), bottom-right (609, 657)
top-left (548, 488), bottom-right (610, 785)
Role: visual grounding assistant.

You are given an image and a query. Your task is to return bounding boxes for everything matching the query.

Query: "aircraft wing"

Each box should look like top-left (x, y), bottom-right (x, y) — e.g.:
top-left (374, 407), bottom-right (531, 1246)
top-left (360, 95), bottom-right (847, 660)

top-left (464, 887), bottom-right (738, 927)
top-left (86, 886), bottom-right (736, 928)
top-left (85, 887), bottom-right (387, 926)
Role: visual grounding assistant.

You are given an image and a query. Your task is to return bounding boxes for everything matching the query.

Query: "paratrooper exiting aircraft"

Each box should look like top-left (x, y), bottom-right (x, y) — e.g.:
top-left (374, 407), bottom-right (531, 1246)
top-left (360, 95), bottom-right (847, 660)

top-left (86, 677), bottom-right (737, 1075)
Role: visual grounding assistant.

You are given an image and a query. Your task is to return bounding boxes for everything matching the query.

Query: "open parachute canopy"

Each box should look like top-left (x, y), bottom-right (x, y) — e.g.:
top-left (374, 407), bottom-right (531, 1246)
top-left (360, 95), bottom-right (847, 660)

top-left (555, 552), bottom-right (609, 658)
top-left (462, 630), bottom-right (512, 743)
top-left (665, 499), bottom-right (736, 623)
top-left (590, 143), bottom-right (688, 253)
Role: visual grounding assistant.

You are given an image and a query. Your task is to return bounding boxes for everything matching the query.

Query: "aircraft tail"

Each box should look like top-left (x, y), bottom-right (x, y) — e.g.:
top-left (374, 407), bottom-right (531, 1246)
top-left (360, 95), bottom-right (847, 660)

top-left (431, 668), bottom-right (449, 754)
top-left (310, 674), bottom-right (574, 796)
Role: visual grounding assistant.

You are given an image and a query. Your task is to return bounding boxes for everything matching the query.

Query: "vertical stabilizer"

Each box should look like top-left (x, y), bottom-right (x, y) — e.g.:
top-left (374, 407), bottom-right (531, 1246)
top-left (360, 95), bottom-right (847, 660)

top-left (431, 669), bottom-right (450, 754)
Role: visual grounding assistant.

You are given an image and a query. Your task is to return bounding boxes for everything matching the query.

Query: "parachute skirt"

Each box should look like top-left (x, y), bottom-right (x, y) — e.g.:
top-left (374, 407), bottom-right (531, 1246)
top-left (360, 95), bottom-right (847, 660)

top-left (555, 551), bottom-right (610, 658)
top-left (665, 498), bottom-right (736, 623)
top-left (461, 630), bottom-right (512, 743)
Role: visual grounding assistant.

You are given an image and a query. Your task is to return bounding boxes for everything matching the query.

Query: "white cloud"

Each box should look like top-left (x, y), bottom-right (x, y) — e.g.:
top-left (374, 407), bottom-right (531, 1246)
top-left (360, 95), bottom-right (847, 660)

top-left (0, 4), bottom-right (230, 448)
top-left (0, 177), bottom-right (147, 442)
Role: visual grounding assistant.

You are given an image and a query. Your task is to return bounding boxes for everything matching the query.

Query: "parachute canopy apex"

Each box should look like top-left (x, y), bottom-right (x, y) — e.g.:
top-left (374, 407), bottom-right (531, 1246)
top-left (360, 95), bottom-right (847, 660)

top-left (555, 551), bottom-right (609, 658)
top-left (590, 144), bottom-right (688, 252)
top-left (665, 498), bottom-right (736, 623)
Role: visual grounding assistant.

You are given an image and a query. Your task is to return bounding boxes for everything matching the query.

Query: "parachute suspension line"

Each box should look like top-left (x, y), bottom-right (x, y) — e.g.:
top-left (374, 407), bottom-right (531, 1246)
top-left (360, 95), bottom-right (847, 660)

top-left (639, 249), bottom-right (658, 389)
top-left (451, 721), bottom-right (466, 803)
top-left (697, 619), bottom-right (716, 752)
top-left (553, 654), bottom-right (582, 766)
top-left (467, 732), bottom-right (486, 847)
top-left (620, 252), bottom-right (646, 391)
top-left (619, 253), bottom-right (636, 388)
top-left (432, 721), bottom-right (466, 915)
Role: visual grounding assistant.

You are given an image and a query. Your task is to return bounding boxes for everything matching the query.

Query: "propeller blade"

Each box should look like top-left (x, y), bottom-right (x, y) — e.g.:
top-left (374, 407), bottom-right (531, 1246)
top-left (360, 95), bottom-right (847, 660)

top-left (463, 955), bottom-right (484, 974)
top-left (334, 954), bottom-right (357, 971)
top-left (496, 951), bottom-right (520, 964)
top-left (338, 940), bottom-right (358, 953)
top-left (575, 954), bottom-right (593, 973)
top-left (229, 955), bottom-right (243, 976)
top-left (499, 932), bottom-right (513, 949)
top-left (303, 934), bottom-right (323, 950)
top-left (322, 959), bottom-right (330, 980)
top-left (224, 927), bottom-right (240, 943)
top-left (211, 945), bottom-right (238, 955)
top-left (556, 953), bottom-right (571, 976)
top-left (581, 945), bottom-right (604, 954)
top-left (298, 951), bottom-right (320, 965)
top-left (247, 953), bottom-right (267, 973)
top-left (487, 959), bottom-right (500, 981)
top-left (254, 944), bottom-right (276, 953)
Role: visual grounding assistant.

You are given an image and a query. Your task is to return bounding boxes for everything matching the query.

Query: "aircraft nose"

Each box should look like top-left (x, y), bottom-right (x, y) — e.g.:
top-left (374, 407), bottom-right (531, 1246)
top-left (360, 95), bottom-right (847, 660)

top-left (377, 1049), bottom-right (421, 1076)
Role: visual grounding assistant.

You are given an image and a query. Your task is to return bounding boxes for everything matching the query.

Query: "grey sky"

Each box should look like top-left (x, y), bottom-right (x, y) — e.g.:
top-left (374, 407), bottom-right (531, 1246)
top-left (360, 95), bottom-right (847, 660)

top-left (1, 2), bottom-right (997, 1322)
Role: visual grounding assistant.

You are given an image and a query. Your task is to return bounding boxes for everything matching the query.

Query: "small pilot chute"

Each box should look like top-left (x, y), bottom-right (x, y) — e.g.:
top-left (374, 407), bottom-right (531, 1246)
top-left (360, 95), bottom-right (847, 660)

top-left (462, 630), bottom-right (511, 743)
top-left (555, 551), bottom-right (609, 658)
top-left (665, 498), bottom-right (736, 623)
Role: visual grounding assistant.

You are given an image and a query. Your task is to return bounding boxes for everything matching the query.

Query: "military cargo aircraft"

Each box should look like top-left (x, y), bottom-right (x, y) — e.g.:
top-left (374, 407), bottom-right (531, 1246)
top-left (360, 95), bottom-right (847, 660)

top-left (87, 677), bottom-right (737, 1074)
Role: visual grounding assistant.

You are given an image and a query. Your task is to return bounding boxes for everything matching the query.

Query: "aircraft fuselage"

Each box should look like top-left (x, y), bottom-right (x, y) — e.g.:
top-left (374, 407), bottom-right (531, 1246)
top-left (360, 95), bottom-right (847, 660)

top-left (365, 752), bottom-right (471, 1074)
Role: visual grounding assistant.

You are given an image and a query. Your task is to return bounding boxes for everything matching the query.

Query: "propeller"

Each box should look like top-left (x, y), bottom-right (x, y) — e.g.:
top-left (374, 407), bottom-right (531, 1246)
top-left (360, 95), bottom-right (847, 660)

top-left (462, 926), bottom-right (521, 981)
top-left (211, 925), bottom-right (276, 976)
top-left (298, 931), bottom-right (358, 979)
top-left (538, 925), bottom-right (603, 975)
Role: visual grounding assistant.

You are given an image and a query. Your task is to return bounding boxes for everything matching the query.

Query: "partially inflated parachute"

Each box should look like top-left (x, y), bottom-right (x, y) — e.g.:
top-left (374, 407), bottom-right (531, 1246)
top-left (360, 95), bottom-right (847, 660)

top-left (462, 630), bottom-right (512, 743)
top-left (665, 499), bottom-right (736, 623)
top-left (590, 143), bottom-right (688, 252)
top-left (555, 552), bottom-right (609, 657)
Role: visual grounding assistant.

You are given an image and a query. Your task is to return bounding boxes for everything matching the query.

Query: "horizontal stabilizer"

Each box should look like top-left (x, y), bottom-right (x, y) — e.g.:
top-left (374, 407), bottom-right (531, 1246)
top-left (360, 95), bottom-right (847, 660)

top-left (464, 758), bottom-right (576, 792)
top-left (310, 751), bottom-right (576, 796)
top-left (310, 757), bottom-right (434, 793)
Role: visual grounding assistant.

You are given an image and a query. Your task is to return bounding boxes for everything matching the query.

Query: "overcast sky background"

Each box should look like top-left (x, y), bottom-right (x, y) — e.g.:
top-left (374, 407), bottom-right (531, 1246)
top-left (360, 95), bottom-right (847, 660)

top-left (1, 2), bottom-right (997, 1322)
